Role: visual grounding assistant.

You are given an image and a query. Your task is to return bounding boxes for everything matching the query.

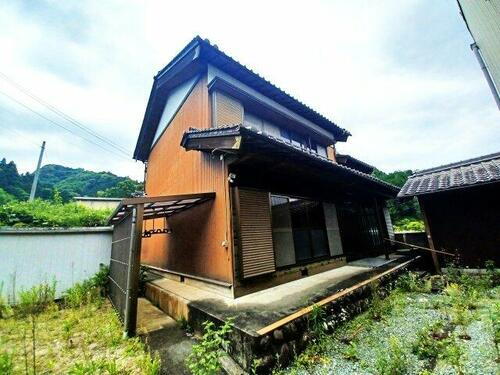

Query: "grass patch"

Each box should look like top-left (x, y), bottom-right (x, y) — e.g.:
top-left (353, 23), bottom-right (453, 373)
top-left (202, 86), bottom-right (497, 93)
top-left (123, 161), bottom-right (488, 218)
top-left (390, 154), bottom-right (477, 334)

top-left (0, 301), bottom-right (159, 374)
top-left (0, 272), bottom-right (159, 374)
top-left (276, 270), bottom-right (499, 375)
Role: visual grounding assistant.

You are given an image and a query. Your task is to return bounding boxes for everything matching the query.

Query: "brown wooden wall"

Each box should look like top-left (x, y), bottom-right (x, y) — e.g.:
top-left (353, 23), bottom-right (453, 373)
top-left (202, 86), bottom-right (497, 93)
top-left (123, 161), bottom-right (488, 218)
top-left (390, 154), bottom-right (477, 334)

top-left (141, 76), bottom-right (234, 283)
top-left (419, 183), bottom-right (500, 266)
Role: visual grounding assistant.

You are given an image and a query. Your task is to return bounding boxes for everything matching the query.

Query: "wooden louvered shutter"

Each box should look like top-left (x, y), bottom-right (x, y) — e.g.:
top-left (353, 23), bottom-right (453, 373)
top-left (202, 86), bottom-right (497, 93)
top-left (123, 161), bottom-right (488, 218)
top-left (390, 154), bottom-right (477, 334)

top-left (214, 92), bottom-right (243, 127)
top-left (236, 188), bottom-right (276, 279)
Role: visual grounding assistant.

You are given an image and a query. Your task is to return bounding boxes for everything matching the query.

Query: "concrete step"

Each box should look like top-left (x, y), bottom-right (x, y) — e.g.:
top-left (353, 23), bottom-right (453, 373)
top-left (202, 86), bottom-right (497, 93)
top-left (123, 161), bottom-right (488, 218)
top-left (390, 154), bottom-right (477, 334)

top-left (137, 298), bottom-right (196, 375)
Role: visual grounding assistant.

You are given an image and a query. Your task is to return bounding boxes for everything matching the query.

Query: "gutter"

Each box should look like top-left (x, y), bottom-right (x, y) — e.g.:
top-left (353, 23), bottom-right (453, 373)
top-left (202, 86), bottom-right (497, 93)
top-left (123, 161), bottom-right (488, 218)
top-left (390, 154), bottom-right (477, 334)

top-left (471, 43), bottom-right (500, 110)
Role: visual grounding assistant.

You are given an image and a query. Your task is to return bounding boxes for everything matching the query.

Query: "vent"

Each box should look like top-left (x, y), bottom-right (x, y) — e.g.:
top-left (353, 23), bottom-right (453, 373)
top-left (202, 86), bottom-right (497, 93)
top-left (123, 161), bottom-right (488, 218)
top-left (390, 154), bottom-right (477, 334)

top-left (213, 91), bottom-right (243, 127)
top-left (236, 188), bottom-right (276, 279)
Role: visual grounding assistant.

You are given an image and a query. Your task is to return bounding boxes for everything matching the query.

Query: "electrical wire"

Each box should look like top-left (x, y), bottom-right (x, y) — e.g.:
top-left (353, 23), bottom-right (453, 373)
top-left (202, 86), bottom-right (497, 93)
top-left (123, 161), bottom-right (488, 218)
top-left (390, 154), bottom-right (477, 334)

top-left (0, 71), bottom-right (131, 157)
top-left (0, 123), bottom-right (43, 149)
top-left (0, 91), bottom-right (132, 161)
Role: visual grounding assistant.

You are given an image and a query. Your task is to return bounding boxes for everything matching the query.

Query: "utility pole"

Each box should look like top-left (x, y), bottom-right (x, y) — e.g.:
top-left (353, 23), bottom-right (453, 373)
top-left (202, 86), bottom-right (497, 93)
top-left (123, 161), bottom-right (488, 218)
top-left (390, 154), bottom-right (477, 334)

top-left (29, 141), bottom-right (46, 201)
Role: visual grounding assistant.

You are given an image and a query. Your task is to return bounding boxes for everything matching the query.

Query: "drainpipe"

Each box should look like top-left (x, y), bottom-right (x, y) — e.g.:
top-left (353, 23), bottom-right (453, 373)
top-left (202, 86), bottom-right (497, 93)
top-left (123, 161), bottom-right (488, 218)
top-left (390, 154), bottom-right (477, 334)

top-left (471, 43), bottom-right (500, 110)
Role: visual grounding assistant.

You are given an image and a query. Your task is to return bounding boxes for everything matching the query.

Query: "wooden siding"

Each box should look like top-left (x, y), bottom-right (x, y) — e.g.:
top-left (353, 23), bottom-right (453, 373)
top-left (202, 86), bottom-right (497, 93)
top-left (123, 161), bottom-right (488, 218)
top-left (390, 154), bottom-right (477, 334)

top-left (236, 188), bottom-right (276, 278)
top-left (327, 145), bottom-right (336, 162)
top-left (213, 91), bottom-right (243, 127)
top-left (418, 183), bottom-right (500, 266)
top-left (141, 76), bottom-right (234, 283)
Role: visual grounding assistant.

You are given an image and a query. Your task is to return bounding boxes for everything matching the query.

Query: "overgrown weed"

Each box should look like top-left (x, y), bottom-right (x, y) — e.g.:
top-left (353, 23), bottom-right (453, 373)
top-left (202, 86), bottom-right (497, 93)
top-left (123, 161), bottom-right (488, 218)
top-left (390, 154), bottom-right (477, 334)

top-left (186, 318), bottom-right (234, 375)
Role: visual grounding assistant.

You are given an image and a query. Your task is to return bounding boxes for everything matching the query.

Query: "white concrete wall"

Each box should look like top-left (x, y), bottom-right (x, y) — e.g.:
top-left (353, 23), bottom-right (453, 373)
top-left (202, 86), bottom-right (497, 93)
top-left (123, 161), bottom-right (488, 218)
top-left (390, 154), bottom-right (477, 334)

top-left (0, 227), bottom-right (112, 303)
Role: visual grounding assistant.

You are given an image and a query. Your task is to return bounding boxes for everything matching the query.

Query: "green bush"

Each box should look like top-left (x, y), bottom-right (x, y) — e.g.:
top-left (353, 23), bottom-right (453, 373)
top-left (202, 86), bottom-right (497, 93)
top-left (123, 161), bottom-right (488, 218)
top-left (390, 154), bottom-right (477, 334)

top-left (0, 352), bottom-right (13, 374)
top-left (393, 218), bottom-right (425, 232)
top-left (309, 304), bottom-right (327, 338)
top-left (16, 280), bottom-right (56, 317)
top-left (396, 272), bottom-right (430, 293)
top-left (0, 282), bottom-right (12, 319)
top-left (374, 336), bottom-right (409, 375)
top-left (186, 318), bottom-right (234, 375)
top-left (68, 359), bottom-right (120, 375)
top-left (64, 265), bottom-right (109, 308)
top-left (0, 199), bottom-right (111, 228)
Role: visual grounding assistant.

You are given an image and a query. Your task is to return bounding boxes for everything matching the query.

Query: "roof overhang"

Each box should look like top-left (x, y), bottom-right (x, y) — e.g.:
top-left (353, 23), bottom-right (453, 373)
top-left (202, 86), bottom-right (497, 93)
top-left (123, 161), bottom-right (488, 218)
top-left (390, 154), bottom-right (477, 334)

top-left (398, 151), bottom-right (500, 198)
top-left (107, 192), bottom-right (216, 225)
top-left (181, 125), bottom-right (399, 199)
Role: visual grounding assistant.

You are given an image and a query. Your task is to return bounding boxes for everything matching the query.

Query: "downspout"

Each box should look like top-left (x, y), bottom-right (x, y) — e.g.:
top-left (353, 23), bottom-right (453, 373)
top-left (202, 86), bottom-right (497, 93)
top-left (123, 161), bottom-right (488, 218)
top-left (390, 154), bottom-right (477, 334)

top-left (471, 43), bottom-right (500, 110)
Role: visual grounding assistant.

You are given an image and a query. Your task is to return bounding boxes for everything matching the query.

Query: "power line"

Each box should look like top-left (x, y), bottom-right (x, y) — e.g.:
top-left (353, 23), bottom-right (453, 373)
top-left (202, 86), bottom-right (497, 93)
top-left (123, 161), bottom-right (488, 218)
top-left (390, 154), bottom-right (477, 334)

top-left (0, 91), bottom-right (132, 161)
top-left (0, 123), bottom-right (43, 149)
top-left (0, 71), bottom-right (131, 156)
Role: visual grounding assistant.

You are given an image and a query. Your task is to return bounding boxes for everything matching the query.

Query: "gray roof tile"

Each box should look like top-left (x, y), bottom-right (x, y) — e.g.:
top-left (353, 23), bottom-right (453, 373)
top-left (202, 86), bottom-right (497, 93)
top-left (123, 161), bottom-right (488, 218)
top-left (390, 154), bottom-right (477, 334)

top-left (398, 152), bottom-right (500, 197)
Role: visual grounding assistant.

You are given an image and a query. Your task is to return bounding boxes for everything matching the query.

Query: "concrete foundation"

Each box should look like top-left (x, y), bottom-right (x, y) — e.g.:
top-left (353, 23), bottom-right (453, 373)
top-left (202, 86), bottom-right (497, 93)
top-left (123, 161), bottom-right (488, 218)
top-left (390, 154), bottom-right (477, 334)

top-left (143, 254), bottom-right (420, 372)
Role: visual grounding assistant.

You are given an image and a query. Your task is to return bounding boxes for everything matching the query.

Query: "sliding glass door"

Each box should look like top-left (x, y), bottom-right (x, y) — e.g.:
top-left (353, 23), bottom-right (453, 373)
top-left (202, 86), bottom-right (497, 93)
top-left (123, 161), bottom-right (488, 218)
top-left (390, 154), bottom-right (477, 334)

top-left (271, 195), bottom-right (330, 266)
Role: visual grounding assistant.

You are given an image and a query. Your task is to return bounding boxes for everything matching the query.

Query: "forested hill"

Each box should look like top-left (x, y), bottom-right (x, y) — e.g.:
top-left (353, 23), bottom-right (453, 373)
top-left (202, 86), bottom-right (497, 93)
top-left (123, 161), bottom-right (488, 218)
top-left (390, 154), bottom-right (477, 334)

top-left (0, 158), bottom-right (143, 202)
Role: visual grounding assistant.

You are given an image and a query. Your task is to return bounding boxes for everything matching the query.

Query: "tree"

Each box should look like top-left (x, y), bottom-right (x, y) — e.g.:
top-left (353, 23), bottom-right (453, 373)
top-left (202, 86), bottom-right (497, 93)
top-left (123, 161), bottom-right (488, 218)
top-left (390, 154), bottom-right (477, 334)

top-left (372, 169), bottom-right (422, 223)
top-left (0, 187), bottom-right (14, 205)
top-left (96, 179), bottom-right (143, 198)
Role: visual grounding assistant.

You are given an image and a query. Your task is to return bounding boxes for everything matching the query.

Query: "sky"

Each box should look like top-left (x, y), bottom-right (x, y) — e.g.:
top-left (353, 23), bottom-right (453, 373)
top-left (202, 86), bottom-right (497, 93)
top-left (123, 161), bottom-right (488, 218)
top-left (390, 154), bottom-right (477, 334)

top-left (0, 0), bottom-right (498, 181)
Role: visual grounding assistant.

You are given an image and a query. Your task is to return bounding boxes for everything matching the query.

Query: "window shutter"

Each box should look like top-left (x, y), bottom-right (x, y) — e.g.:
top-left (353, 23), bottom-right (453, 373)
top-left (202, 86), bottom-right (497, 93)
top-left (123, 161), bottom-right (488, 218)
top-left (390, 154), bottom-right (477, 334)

top-left (214, 92), bottom-right (243, 127)
top-left (236, 188), bottom-right (276, 279)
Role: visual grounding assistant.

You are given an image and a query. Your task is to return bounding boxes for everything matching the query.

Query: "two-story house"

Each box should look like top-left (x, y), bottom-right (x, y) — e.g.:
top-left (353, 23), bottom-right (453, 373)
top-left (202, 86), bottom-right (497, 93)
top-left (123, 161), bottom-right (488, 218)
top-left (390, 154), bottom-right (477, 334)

top-left (133, 36), bottom-right (399, 299)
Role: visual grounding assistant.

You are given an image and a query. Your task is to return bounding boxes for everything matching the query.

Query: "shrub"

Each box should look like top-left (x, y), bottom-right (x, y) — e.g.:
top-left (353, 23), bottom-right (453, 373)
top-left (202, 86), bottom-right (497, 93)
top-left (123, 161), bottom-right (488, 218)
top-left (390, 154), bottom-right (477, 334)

top-left (0, 282), bottom-right (12, 319)
top-left (485, 260), bottom-right (500, 288)
top-left (393, 218), bottom-right (425, 232)
top-left (396, 272), bottom-right (429, 293)
top-left (309, 304), bottom-right (327, 338)
top-left (342, 342), bottom-right (359, 361)
top-left (16, 280), bottom-right (56, 317)
top-left (412, 320), bottom-right (464, 370)
top-left (412, 321), bottom-right (447, 360)
top-left (68, 359), bottom-right (120, 375)
top-left (186, 318), bottom-right (234, 375)
top-left (0, 199), bottom-right (111, 228)
top-left (374, 336), bottom-right (409, 375)
top-left (0, 352), bottom-right (13, 375)
top-left (64, 265), bottom-right (109, 308)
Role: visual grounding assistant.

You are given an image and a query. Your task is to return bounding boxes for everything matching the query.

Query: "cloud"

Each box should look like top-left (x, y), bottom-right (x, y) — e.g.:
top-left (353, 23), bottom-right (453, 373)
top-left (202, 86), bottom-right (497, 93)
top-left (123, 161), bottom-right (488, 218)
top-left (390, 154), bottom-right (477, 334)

top-left (0, 0), bottom-right (498, 183)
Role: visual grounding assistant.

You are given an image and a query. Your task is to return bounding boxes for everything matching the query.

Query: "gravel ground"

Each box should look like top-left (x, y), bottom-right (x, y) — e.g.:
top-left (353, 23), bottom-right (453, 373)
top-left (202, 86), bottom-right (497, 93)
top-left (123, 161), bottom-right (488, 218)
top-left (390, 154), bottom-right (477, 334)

top-left (282, 284), bottom-right (499, 375)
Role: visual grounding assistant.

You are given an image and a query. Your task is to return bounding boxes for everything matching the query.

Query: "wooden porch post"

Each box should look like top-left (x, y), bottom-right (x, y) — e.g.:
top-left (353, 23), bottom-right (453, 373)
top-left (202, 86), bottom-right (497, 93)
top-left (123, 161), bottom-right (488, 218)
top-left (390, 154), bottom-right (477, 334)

top-left (418, 198), bottom-right (441, 274)
top-left (374, 198), bottom-right (390, 260)
top-left (124, 203), bottom-right (144, 337)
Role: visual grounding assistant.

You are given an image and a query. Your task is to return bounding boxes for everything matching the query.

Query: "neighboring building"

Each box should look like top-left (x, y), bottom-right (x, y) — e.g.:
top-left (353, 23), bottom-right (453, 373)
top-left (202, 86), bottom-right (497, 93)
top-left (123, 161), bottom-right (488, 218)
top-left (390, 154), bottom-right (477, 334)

top-left (399, 151), bottom-right (500, 267)
top-left (133, 36), bottom-right (398, 298)
top-left (75, 197), bottom-right (122, 210)
top-left (457, 0), bottom-right (500, 109)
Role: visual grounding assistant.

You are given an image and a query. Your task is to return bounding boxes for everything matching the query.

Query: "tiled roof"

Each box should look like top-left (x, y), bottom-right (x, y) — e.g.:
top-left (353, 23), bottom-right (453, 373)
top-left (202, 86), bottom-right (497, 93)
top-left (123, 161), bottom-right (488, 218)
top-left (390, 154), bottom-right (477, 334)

top-left (398, 151), bottom-right (500, 197)
top-left (181, 125), bottom-right (399, 196)
top-left (159, 36), bottom-right (351, 140)
top-left (336, 153), bottom-right (375, 174)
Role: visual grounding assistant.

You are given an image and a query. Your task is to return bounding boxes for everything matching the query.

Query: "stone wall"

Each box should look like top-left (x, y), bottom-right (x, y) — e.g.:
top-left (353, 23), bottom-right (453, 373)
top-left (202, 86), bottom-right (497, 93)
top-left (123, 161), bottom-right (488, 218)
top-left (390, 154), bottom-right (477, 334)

top-left (237, 262), bottom-right (414, 373)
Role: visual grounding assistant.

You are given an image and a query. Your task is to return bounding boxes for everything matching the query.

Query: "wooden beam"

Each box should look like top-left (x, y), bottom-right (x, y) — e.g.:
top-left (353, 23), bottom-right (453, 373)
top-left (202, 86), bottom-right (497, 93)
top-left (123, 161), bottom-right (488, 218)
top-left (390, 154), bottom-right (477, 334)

top-left (418, 198), bottom-right (441, 274)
